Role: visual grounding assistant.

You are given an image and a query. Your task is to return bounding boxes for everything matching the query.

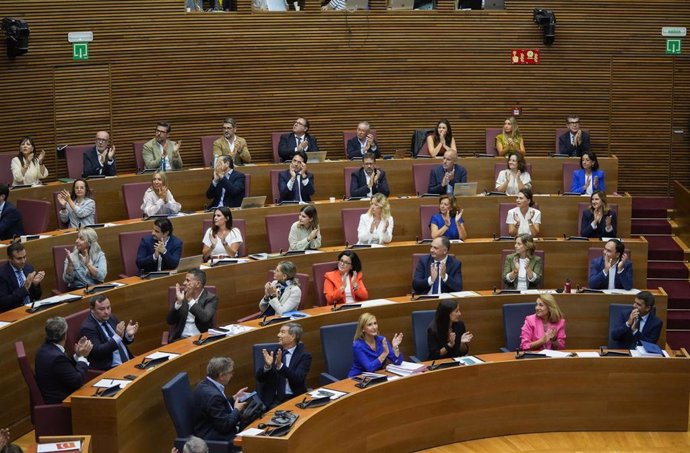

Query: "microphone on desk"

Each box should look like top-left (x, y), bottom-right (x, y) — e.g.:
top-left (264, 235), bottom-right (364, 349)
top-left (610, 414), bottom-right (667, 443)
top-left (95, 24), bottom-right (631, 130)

top-left (331, 300), bottom-right (338, 312)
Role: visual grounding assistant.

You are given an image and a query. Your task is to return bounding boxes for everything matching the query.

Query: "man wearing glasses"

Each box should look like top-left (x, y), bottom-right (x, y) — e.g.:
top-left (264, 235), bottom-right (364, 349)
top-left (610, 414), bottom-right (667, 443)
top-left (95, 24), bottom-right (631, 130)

top-left (142, 121), bottom-right (184, 171)
top-left (212, 117), bottom-right (251, 166)
top-left (350, 152), bottom-right (389, 198)
top-left (82, 130), bottom-right (117, 177)
top-left (278, 117), bottom-right (319, 163)
top-left (558, 114), bottom-right (591, 157)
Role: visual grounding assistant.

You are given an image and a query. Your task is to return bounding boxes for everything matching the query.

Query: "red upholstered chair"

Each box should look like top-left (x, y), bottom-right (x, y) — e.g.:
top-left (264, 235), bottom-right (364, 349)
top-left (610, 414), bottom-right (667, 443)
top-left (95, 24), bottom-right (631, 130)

top-left (343, 166), bottom-right (359, 199)
top-left (562, 161), bottom-right (581, 193)
top-left (419, 205), bottom-right (438, 240)
top-left (498, 203), bottom-right (514, 236)
top-left (485, 128), bottom-right (502, 156)
top-left (201, 218), bottom-right (247, 257)
top-left (499, 249), bottom-right (546, 289)
top-left (312, 261), bottom-right (338, 306)
top-left (236, 270), bottom-right (309, 322)
top-left (243, 173), bottom-right (251, 197)
top-left (0, 152), bottom-right (15, 185)
top-left (555, 127), bottom-right (590, 154)
top-left (133, 141), bottom-right (146, 172)
top-left (121, 182), bottom-right (150, 219)
top-left (342, 129), bottom-right (377, 158)
top-left (412, 163), bottom-right (437, 196)
top-left (341, 208), bottom-right (368, 245)
top-left (51, 245), bottom-right (73, 295)
top-left (161, 286), bottom-right (218, 345)
top-left (577, 203), bottom-right (618, 236)
top-left (118, 230), bottom-right (149, 278)
top-left (15, 341), bottom-right (73, 440)
top-left (265, 213), bottom-right (299, 253)
top-left (65, 145), bottom-right (90, 179)
top-left (272, 132), bottom-right (290, 163)
top-left (64, 308), bottom-right (91, 355)
top-left (53, 191), bottom-right (99, 229)
top-left (17, 198), bottom-right (51, 234)
top-left (270, 169), bottom-right (283, 204)
top-left (200, 135), bottom-right (219, 167)
top-left (493, 162), bottom-right (533, 180)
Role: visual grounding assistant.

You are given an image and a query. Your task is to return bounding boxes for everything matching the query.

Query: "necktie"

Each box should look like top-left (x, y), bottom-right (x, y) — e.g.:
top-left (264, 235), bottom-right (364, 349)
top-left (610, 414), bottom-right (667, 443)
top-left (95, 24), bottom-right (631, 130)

top-left (282, 349), bottom-right (292, 397)
top-left (293, 175), bottom-right (301, 202)
top-left (433, 262), bottom-right (441, 294)
top-left (101, 321), bottom-right (130, 365)
top-left (15, 269), bottom-right (30, 305)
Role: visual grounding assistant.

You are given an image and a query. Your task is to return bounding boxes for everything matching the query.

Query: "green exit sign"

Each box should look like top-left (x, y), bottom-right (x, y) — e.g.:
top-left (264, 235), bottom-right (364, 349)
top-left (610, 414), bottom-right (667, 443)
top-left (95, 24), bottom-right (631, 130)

top-left (666, 39), bottom-right (681, 55)
top-left (73, 42), bottom-right (89, 60)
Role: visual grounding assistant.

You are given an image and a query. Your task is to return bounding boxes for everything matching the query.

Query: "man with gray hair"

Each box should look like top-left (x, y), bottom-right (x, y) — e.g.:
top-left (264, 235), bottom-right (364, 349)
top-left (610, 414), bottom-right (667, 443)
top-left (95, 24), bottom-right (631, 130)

top-left (35, 316), bottom-right (93, 404)
top-left (193, 357), bottom-right (248, 442)
top-left (170, 436), bottom-right (209, 453)
top-left (346, 121), bottom-right (380, 160)
top-left (212, 118), bottom-right (251, 166)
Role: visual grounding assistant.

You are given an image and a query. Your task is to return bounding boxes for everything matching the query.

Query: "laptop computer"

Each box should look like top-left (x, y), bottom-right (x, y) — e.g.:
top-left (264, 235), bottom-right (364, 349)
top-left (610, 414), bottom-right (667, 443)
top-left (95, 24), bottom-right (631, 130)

top-left (306, 151), bottom-right (327, 163)
top-left (458, 0), bottom-right (482, 9)
top-left (266, 0), bottom-right (288, 11)
top-left (348, 0), bottom-right (369, 9)
top-left (453, 182), bottom-right (478, 197)
top-left (177, 255), bottom-right (204, 273)
top-left (240, 195), bottom-right (266, 210)
top-left (484, 0), bottom-right (504, 10)
top-left (388, 0), bottom-right (414, 10)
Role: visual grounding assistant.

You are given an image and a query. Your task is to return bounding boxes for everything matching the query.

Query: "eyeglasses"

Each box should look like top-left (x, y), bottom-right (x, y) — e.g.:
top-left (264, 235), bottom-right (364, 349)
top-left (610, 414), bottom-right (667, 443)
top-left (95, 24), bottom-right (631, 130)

top-left (155, 129), bottom-right (168, 134)
top-left (95, 138), bottom-right (108, 143)
top-left (567, 121), bottom-right (579, 125)
top-left (338, 259), bottom-right (352, 265)
top-left (294, 122), bottom-right (306, 127)
top-left (222, 126), bottom-right (234, 130)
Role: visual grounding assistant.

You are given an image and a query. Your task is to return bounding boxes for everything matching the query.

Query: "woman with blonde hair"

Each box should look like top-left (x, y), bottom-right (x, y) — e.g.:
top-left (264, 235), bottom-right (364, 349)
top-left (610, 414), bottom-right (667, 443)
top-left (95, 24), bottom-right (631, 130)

top-left (258, 261), bottom-right (301, 316)
top-left (348, 312), bottom-right (403, 377)
top-left (141, 171), bottom-right (181, 217)
top-left (356, 193), bottom-right (394, 245)
top-left (63, 228), bottom-right (107, 289)
top-left (495, 116), bottom-right (526, 156)
top-left (519, 294), bottom-right (566, 351)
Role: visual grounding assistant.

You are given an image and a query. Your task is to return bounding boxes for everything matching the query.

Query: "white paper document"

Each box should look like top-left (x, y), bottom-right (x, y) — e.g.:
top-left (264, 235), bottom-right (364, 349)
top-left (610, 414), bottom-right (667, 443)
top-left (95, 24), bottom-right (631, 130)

top-left (449, 291), bottom-right (479, 298)
top-left (360, 299), bottom-right (396, 307)
top-left (575, 351), bottom-right (601, 358)
top-left (145, 351), bottom-right (180, 360)
top-left (308, 388), bottom-right (347, 400)
top-left (93, 379), bottom-right (131, 388)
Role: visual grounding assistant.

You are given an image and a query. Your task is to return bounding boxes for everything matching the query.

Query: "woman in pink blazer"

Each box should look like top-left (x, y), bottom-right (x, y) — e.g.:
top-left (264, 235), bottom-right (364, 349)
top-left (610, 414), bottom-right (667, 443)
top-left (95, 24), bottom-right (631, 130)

top-left (520, 294), bottom-right (566, 350)
top-left (323, 250), bottom-right (368, 306)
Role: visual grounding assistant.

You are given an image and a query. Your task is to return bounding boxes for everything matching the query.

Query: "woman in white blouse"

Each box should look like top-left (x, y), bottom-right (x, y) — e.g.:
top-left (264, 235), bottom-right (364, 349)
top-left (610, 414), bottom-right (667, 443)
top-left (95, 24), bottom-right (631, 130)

top-left (357, 193), bottom-right (394, 245)
top-left (288, 205), bottom-right (321, 251)
top-left (63, 228), bottom-right (107, 290)
top-left (57, 179), bottom-right (96, 228)
top-left (506, 188), bottom-right (541, 237)
top-left (141, 171), bottom-right (181, 217)
top-left (495, 152), bottom-right (532, 195)
top-left (202, 207), bottom-right (243, 261)
top-left (258, 261), bottom-right (302, 316)
top-left (502, 234), bottom-right (542, 290)
top-left (11, 137), bottom-right (48, 186)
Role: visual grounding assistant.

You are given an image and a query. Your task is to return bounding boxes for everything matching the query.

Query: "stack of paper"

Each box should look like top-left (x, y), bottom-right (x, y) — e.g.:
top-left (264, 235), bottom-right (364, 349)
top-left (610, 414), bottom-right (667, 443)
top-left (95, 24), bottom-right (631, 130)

top-left (454, 355), bottom-right (484, 365)
top-left (308, 388), bottom-right (347, 400)
top-left (209, 324), bottom-right (256, 336)
top-left (37, 440), bottom-right (81, 452)
top-left (386, 361), bottom-right (427, 377)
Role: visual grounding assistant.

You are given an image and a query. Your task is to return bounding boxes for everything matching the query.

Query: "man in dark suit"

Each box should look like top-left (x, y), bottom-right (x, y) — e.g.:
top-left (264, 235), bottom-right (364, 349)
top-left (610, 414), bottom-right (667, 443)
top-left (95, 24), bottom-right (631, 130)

top-left (413, 236), bottom-right (463, 295)
top-left (277, 117), bottom-right (319, 162)
top-left (136, 218), bottom-right (183, 273)
top-left (427, 150), bottom-right (468, 195)
top-left (82, 130), bottom-right (117, 177)
top-left (0, 242), bottom-right (44, 313)
top-left (346, 121), bottom-right (381, 160)
top-left (611, 291), bottom-right (663, 348)
top-left (558, 115), bottom-right (591, 157)
top-left (205, 155), bottom-right (246, 208)
top-left (0, 184), bottom-right (25, 240)
top-left (166, 269), bottom-right (217, 342)
top-left (79, 295), bottom-right (138, 370)
top-left (193, 356), bottom-right (248, 442)
top-left (35, 316), bottom-right (93, 404)
top-left (278, 150), bottom-right (315, 203)
top-left (256, 322), bottom-right (312, 408)
top-left (588, 239), bottom-right (633, 290)
top-left (350, 152), bottom-right (390, 198)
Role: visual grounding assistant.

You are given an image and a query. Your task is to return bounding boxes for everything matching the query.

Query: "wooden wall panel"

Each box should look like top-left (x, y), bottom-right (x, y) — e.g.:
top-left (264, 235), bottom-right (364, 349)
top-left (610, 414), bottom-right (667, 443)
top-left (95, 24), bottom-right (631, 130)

top-left (0, 1), bottom-right (688, 194)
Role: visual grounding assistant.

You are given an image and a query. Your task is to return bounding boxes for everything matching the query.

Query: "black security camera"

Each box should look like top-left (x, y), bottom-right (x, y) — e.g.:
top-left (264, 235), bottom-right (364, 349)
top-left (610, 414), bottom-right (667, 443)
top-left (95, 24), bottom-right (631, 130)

top-left (2, 17), bottom-right (30, 59)
top-left (533, 9), bottom-right (556, 46)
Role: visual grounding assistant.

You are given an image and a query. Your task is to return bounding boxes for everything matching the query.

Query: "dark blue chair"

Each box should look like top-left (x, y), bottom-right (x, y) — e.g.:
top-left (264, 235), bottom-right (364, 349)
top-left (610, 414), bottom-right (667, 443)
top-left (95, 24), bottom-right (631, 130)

top-left (608, 303), bottom-right (630, 348)
top-left (501, 303), bottom-right (535, 352)
top-left (410, 310), bottom-right (435, 362)
top-left (252, 342), bottom-right (278, 406)
top-left (319, 322), bottom-right (357, 385)
top-left (161, 372), bottom-right (232, 453)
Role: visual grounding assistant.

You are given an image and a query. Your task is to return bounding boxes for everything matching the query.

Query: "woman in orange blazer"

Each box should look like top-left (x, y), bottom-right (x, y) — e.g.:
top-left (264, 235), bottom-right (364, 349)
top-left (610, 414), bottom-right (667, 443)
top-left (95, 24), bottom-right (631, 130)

top-left (323, 250), bottom-right (368, 306)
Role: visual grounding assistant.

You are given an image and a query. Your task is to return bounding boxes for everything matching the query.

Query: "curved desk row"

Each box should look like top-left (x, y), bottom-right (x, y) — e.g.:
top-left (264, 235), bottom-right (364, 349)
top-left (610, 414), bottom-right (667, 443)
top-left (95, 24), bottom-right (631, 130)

top-left (9, 156), bottom-right (619, 230)
top-left (66, 291), bottom-right (668, 453)
top-left (242, 352), bottom-right (690, 453)
top-left (4, 194), bottom-right (633, 294)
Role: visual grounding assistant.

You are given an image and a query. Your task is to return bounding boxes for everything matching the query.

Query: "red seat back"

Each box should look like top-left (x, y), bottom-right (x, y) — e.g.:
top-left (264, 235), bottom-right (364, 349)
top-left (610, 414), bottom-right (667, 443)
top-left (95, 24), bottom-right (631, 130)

top-left (17, 198), bottom-right (51, 234)
top-left (64, 308), bottom-right (91, 355)
top-left (200, 135), bottom-right (219, 167)
top-left (15, 340), bottom-right (46, 408)
top-left (133, 141), bottom-right (146, 172)
top-left (412, 163), bottom-right (437, 196)
top-left (0, 152), bottom-right (15, 185)
top-left (343, 166), bottom-right (358, 199)
top-left (265, 213), bottom-right (299, 253)
top-left (562, 161), bottom-right (581, 193)
top-left (419, 205), bottom-right (438, 240)
top-left (312, 261), bottom-right (338, 306)
top-left (341, 208), bottom-right (368, 245)
top-left (122, 182), bottom-right (150, 219)
top-left (485, 128), bottom-right (502, 156)
top-left (119, 230), bottom-right (150, 277)
top-left (271, 132), bottom-right (290, 163)
top-left (498, 203), bottom-right (514, 236)
top-left (270, 169), bottom-right (282, 204)
top-left (65, 145), bottom-right (90, 179)
top-left (52, 244), bottom-right (72, 294)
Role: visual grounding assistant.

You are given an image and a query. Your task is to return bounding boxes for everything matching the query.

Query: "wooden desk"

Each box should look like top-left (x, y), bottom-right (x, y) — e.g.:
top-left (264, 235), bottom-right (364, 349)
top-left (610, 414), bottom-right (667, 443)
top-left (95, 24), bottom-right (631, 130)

top-left (8, 193), bottom-right (633, 294)
top-left (0, 239), bottom-right (650, 437)
top-left (66, 291), bottom-right (667, 453)
top-left (10, 156), bottom-right (619, 230)
top-left (242, 353), bottom-right (690, 453)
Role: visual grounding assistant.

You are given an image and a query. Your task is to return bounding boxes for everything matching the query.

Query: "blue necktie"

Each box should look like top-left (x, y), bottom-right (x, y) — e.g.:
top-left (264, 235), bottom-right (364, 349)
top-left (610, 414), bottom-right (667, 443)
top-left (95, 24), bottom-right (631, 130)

top-left (101, 321), bottom-right (129, 366)
top-left (15, 269), bottom-right (30, 305)
top-left (293, 176), bottom-right (301, 202)
top-left (433, 262), bottom-right (441, 294)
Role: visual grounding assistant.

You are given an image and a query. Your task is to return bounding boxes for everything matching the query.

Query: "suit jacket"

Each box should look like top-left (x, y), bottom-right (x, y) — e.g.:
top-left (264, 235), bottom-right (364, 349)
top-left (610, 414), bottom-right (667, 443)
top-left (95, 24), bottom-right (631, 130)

top-left (520, 314), bottom-right (567, 351)
top-left (0, 262), bottom-right (42, 313)
top-left (255, 343), bottom-right (312, 408)
top-left (142, 138), bottom-right (183, 170)
top-left (278, 170), bottom-right (315, 203)
top-left (412, 255), bottom-right (463, 295)
top-left (427, 320), bottom-right (468, 360)
top-left (82, 146), bottom-right (116, 177)
top-left (611, 309), bottom-right (663, 348)
top-left (277, 133), bottom-right (319, 162)
top-left (136, 235), bottom-right (183, 273)
top-left (212, 136), bottom-right (251, 166)
top-left (323, 269), bottom-right (368, 305)
top-left (206, 170), bottom-right (246, 208)
top-left (570, 169), bottom-right (606, 194)
top-left (350, 167), bottom-right (390, 198)
top-left (588, 256), bottom-right (633, 290)
top-left (502, 253), bottom-right (542, 289)
top-left (346, 136), bottom-right (381, 160)
top-left (166, 289), bottom-right (218, 342)
top-left (558, 130), bottom-right (591, 157)
top-left (79, 313), bottom-right (135, 370)
top-left (35, 342), bottom-right (89, 404)
top-left (193, 377), bottom-right (241, 441)
top-left (427, 164), bottom-right (468, 195)
top-left (258, 283), bottom-right (301, 316)
top-left (581, 209), bottom-right (617, 238)
top-left (0, 201), bottom-right (24, 240)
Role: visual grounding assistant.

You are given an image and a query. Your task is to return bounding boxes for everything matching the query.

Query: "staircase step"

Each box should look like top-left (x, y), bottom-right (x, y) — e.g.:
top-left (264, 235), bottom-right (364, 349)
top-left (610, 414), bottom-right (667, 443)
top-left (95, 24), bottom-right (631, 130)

top-left (668, 311), bottom-right (690, 329)
top-left (647, 280), bottom-right (690, 309)
top-left (666, 331), bottom-right (690, 350)
top-left (647, 262), bottom-right (689, 279)
top-left (632, 197), bottom-right (674, 219)
top-left (645, 236), bottom-right (685, 261)
top-left (632, 219), bottom-right (672, 235)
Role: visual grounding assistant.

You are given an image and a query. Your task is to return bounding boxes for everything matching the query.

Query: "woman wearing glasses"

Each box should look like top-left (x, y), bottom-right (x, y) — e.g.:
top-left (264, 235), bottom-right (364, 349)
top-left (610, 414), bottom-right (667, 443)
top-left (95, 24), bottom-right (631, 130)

top-left (323, 250), bottom-right (368, 306)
